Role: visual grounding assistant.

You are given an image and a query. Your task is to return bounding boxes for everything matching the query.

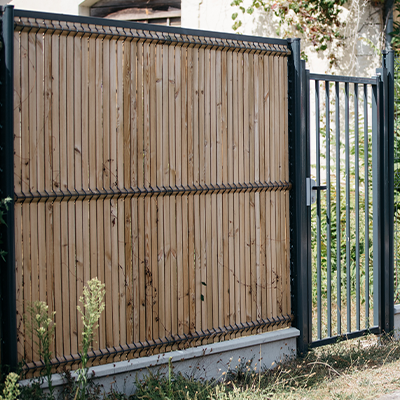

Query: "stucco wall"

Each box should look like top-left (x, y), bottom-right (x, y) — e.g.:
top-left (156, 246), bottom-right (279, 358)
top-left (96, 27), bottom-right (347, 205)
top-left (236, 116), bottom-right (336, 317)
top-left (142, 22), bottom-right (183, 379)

top-left (182, 0), bottom-right (383, 77)
top-left (0, 0), bottom-right (97, 16)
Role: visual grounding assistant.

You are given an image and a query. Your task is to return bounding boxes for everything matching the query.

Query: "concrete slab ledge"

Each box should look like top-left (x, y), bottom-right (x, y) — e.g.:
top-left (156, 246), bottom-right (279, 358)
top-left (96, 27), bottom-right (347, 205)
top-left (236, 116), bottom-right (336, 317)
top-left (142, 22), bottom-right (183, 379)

top-left (20, 327), bottom-right (299, 395)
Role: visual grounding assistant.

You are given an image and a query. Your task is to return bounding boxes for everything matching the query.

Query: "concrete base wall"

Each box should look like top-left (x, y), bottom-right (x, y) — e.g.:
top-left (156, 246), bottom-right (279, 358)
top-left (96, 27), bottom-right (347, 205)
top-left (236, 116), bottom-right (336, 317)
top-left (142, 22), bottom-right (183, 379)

top-left (394, 305), bottom-right (400, 339)
top-left (20, 327), bottom-right (299, 397)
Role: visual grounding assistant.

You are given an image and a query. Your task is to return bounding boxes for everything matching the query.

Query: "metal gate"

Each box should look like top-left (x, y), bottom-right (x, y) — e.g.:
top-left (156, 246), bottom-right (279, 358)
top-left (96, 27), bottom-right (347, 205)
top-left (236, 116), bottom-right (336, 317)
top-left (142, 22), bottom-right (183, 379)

top-left (288, 41), bottom-right (394, 354)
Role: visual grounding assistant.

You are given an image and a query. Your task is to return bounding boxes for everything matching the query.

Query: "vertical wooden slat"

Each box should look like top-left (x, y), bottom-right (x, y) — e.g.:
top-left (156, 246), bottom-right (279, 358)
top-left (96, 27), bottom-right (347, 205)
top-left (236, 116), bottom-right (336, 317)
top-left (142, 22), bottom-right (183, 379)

top-left (28, 30), bottom-right (39, 361)
top-left (205, 47), bottom-right (213, 333)
top-left (36, 30), bottom-right (46, 307)
top-left (199, 46), bottom-right (207, 331)
top-left (248, 52), bottom-right (256, 322)
top-left (269, 55), bottom-right (277, 321)
top-left (162, 43), bottom-right (171, 337)
top-left (230, 50), bottom-right (237, 328)
top-left (216, 50), bottom-right (224, 329)
top-left (116, 39), bottom-right (126, 344)
top-left (264, 54), bottom-right (272, 325)
top-left (74, 33), bottom-right (84, 350)
top-left (150, 42), bottom-right (158, 341)
top-left (109, 37), bottom-right (120, 345)
top-left (253, 53), bottom-right (261, 321)
top-left (187, 47), bottom-right (196, 334)
top-left (66, 33), bottom-right (78, 356)
top-left (102, 36), bottom-right (112, 348)
top-left (51, 32), bottom-right (62, 358)
top-left (14, 30), bottom-right (23, 361)
top-left (193, 47), bottom-right (201, 333)
top-left (95, 35), bottom-right (106, 350)
top-left (155, 43), bottom-right (164, 339)
top-left (88, 35), bottom-right (98, 351)
top-left (258, 54), bottom-right (266, 322)
top-left (210, 48), bottom-right (218, 330)
top-left (222, 49), bottom-right (231, 329)
top-left (143, 42), bottom-right (152, 340)
top-left (81, 32), bottom-right (90, 299)
top-left (181, 46), bottom-right (189, 335)
top-left (122, 37), bottom-right (132, 346)
top-left (59, 30), bottom-right (71, 357)
top-left (238, 51), bottom-right (246, 327)
top-left (243, 52), bottom-right (251, 324)
top-left (168, 45), bottom-right (178, 337)
top-left (130, 38), bottom-right (138, 344)
top-left (274, 55), bottom-right (282, 318)
top-left (281, 56), bottom-right (290, 315)
top-left (175, 46), bottom-right (184, 336)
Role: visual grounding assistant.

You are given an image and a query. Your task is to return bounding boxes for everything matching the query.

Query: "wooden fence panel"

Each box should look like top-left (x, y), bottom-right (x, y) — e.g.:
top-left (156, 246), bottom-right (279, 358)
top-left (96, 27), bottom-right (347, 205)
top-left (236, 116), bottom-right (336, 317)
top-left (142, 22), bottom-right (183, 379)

top-left (13, 17), bottom-right (292, 371)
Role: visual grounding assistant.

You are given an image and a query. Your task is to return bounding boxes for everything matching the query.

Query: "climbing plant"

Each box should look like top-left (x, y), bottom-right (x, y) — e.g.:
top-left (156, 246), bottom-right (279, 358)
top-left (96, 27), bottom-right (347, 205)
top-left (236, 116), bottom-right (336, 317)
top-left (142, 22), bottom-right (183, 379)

top-left (231, 0), bottom-right (347, 63)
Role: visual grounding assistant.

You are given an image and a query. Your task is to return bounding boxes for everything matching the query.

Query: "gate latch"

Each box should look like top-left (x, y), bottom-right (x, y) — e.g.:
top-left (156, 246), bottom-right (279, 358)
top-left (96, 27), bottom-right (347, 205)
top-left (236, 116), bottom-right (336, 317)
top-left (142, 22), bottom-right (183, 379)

top-left (306, 178), bottom-right (327, 206)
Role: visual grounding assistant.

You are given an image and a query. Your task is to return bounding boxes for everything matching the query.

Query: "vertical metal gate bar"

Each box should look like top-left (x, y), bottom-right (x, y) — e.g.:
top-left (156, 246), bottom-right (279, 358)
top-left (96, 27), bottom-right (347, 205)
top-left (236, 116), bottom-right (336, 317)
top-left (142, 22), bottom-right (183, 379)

top-left (0, 5), bottom-right (17, 369)
top-left (364, 83), bottom-right (370, 328)
top-left (345, 81), bottom-right (351, 332)
top-left (355, 83), bottom-right (360, 331)
top-left (372, 76), bottom-right (379, 328)
top-left (335, 81), bottom-right (341, 335)
top-left (315, 80), bottom-right (322, 339)
top-left (326, 80), bottom-right (332, 338)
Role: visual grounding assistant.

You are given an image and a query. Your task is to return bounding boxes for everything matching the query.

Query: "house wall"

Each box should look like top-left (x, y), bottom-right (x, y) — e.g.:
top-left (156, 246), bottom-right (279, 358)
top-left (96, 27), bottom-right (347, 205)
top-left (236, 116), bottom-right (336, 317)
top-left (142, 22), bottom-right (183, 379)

top-left (182, 0), bottom-right (383, 77)
top-left (0, 0), bottom-right (97, 16)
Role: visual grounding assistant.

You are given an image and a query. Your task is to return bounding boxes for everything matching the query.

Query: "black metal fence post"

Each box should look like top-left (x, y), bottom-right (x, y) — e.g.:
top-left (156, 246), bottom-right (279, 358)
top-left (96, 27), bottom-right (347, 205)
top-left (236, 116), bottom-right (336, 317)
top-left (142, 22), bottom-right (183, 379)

top-left (0, 5), bottom-right (17, 370)
top-left (382, 50), bottom-right (395, 334)
top-left (288, 39), bottom-right (311, 355)
top-left (374, 52), bottom-right (394, 335)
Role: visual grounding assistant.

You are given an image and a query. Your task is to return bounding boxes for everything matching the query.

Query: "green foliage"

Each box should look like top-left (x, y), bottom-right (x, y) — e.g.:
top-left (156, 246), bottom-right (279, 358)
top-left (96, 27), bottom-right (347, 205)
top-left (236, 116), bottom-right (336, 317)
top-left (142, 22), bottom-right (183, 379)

top-left (0, 373), bottom-right (20, 400)
top-left (25, 301), bottom-right (56, 399)
top-left (75, 277), bottom-right (106, 400)
top-left (230, 0), bottom-right (346, 65)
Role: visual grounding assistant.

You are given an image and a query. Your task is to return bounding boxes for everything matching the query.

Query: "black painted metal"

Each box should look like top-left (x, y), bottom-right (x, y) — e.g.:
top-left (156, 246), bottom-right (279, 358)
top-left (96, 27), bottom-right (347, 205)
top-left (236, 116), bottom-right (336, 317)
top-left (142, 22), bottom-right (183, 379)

top-left (13, 9), bottom-right (290, 51)
top-left (23, 313), bottom-right (294, 373)
top-left (308, 73), bottom-right (376, 85)
top-left (305, 55), bottom-right (394, 349)
top-left (309, 326), bottom-right (380, 349)
top-left (288, 38), bottom-right (312, 356)
top-left (377, 51), bottom-right (395, 334)
top-left (0, 5), bottom-right (17, 370)
top-left (15, 180), bottom-right (292, 203)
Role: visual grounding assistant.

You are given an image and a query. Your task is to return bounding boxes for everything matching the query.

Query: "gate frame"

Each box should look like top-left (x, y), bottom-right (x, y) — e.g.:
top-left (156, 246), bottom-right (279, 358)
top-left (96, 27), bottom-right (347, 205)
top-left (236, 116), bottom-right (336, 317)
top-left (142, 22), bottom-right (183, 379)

top-left (289, 45), bottom-right (395, 353)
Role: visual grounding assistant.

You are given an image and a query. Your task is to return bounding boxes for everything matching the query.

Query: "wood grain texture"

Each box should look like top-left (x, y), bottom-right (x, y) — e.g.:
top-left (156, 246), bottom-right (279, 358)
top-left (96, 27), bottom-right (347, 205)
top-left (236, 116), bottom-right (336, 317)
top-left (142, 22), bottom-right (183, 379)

top-left (13, 25), bottom-right (291, 367)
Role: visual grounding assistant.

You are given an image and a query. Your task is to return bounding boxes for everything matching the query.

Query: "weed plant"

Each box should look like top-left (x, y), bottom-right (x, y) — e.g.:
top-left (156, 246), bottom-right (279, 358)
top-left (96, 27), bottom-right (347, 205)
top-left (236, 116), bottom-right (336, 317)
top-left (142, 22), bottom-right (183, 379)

top-left (75, 278), bottom-right (106, 400)
top-left (0, 373), bottom-right (20, 400)
top-left (25, 301), bottom-right (56, 399)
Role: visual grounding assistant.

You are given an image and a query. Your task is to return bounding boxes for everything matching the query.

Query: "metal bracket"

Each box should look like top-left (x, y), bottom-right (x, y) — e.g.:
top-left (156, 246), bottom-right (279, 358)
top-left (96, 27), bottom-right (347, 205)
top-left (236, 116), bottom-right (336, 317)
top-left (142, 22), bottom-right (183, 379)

top-left (306, 177), bottom-right (327, 206)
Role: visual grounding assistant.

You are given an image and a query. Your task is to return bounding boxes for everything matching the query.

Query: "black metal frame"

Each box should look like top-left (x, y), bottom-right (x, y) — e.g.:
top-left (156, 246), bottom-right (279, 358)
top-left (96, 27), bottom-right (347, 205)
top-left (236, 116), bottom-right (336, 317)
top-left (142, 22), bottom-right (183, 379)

top-left (0, 6), bottom-right (395, 368)
top-left (0, 5), bottom-right (17, 370)
top-left (288, 39), bottom-right (312, 356)
top-left (292, 48), bottom-right (395, 353)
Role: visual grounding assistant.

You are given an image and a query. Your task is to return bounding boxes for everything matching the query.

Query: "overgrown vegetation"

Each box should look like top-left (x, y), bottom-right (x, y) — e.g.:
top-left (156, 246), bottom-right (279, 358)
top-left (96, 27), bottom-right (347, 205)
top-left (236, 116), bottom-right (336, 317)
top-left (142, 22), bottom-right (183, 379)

top-left (231, 0), bottom-right (346, 54)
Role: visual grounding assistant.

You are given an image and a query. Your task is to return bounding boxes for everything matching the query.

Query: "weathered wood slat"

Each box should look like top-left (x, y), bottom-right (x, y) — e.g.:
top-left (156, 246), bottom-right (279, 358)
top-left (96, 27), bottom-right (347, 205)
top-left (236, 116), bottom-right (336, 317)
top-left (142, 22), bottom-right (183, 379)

top-left (14, 27), bottom-right (291, 368)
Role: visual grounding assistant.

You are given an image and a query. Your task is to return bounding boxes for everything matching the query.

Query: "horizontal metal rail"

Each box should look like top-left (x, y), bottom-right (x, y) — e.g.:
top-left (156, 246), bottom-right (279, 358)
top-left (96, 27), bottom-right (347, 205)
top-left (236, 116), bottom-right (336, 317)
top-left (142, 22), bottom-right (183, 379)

top-left (13, 9), bottom-right (290, 54)
top-left (22, 314), bottom-right (293, 373)
top-left (309, 73), bottom-right (376, 85)
top-left (14, 180), bottom-right (292, 203)
top-left (309, 326), bottom-right (380, 348)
